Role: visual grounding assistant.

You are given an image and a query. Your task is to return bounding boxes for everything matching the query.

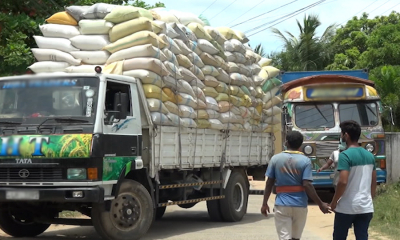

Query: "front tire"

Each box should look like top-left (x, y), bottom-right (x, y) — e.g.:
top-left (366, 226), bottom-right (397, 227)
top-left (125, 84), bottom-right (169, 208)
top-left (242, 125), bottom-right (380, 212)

top-left (0, 209), bottom-right (50, 237)
top-left (92, 179), bottom-right (154, 240)
top-left (220, 171), bottom-right (249, 222)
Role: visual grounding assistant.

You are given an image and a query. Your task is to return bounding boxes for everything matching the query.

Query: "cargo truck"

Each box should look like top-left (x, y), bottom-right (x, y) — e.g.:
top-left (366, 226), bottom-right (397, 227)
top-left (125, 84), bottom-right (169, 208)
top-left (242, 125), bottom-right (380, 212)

top-left (0, 70), bottom-right (274, 240)
top-left (280, 70), bottom-right (387, 189)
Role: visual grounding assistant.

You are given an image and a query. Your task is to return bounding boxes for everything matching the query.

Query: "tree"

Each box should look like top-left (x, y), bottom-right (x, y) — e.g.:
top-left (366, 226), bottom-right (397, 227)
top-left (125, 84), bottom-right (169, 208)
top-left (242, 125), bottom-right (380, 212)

top-left (253, 43), bottom-right (266, 57)
top-left (0, 0), bottom-right (165, 76)
top-left (269, 13), bottom-right (336, 71)
top-left (326, 11), bottom-right (400, 70)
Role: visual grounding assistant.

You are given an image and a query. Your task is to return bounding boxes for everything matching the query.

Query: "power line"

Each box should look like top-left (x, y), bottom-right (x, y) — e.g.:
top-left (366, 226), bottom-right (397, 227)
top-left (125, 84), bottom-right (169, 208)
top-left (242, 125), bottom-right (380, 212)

top-left (245, 0), bottom-right (326, 36)
top-left (380, 2), bottom-right (400, 15)
top-left (200, 0), bottom-right (218, 15)
top-left (338, 0), bottom-right (379, 25)
top-left (368, 0), bottom-right (391, 15)
top-left (209, 0), bottom-right (239, 20)
top-left (230, 0), bottom-right (299, 28)
top-left (226, 0), bottom-right (266, 26)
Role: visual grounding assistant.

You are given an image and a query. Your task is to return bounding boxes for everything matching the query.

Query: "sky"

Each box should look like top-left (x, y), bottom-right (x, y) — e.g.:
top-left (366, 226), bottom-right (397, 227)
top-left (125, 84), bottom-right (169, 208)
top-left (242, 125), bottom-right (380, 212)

top-left (141, 0), bottom-right (400, 54)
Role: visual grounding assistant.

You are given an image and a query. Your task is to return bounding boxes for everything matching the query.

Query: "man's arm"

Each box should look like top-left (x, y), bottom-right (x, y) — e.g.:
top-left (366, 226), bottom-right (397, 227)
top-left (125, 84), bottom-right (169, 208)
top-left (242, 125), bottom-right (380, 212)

top-left (371, 170), bottom-right (377, 199)
top-left (318, 159), bottom-right (334, 172)
top-left (262, 177), bottom-right (275, 206)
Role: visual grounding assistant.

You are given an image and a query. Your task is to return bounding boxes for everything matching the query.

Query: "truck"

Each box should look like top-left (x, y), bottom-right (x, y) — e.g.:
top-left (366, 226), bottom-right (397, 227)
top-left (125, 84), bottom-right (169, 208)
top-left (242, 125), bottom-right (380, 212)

top-left (0, 70), bottom-right (274, 240)
top-left (280, 70), bottom-right (387, 189)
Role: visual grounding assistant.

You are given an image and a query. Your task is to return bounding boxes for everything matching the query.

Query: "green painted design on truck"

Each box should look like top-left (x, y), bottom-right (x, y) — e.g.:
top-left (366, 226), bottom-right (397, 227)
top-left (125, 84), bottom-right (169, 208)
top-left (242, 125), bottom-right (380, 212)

top-left (103, 156), bottom-right (136, 181)
top-left (0, 134), bottom-right (92, 158)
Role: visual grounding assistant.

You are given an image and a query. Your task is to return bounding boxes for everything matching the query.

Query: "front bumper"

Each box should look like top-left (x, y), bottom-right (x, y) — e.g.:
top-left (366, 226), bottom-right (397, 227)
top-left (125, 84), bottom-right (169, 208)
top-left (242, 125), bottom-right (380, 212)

top-left (0, 186), bottom-right (104, 203)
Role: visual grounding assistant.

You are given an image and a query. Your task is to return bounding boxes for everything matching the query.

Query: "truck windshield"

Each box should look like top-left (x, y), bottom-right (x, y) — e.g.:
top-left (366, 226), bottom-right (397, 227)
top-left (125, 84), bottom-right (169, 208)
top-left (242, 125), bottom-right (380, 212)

top-left (339, 102), bottom-right (378, 126)
top-left (294, 104), bottom-right (335, 129)
top-left (0, 77), bottom-right (98, 124)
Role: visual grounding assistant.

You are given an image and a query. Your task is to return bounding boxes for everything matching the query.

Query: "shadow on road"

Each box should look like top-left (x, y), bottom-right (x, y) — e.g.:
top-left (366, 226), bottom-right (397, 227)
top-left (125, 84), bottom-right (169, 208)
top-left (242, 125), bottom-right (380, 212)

top-left (1, 209), bottom-right (268, 240)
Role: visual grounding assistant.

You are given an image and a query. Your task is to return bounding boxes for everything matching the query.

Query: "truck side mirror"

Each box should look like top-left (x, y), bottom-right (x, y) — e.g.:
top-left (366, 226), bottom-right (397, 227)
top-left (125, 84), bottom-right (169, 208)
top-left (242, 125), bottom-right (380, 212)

top-left (114, 92), bottom-right (128, 120)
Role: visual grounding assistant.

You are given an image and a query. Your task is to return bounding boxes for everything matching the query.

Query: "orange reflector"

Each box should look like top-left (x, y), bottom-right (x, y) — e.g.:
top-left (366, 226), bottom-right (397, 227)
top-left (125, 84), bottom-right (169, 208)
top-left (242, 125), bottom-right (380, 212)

top-left (87, 168), bottom-right (98, 180)
top-left (377, 134), bottom-right (385, 138)
top-left (380, 160), bottom-right (386, 169)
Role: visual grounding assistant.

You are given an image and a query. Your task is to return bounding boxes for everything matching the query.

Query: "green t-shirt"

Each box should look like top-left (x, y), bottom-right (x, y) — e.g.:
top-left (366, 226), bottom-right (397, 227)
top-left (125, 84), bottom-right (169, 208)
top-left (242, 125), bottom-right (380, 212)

top-left (336, 147), bottom-right (376, 214)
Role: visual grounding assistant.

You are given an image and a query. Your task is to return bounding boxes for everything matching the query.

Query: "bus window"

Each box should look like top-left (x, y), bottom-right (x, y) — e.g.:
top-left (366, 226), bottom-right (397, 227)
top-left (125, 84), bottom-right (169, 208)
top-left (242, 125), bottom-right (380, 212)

top-left (339, 102), bottom-right (378, 126)
top-left (294, 104), bottom-right (335, 129)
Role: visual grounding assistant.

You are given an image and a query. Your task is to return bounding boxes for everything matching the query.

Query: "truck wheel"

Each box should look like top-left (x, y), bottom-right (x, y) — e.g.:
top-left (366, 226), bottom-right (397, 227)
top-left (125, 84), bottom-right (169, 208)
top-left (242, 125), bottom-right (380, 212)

top-left (92, 179), bottom-right (154, 240)
top-left (178, 202), bottom-right (197, 209)
top-left (206, 199), bottom-right (223, 221)
top-left (155, 206), bottom-right (166, 220)
top-left (0, 209), bottom-right (50, 237)
top-left (220, 171), bottom-right (249, 222)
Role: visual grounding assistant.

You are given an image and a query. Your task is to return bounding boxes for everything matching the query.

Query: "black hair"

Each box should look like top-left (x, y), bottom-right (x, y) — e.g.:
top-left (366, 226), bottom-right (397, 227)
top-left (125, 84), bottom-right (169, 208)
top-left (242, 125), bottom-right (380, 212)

top-left (339, 120), bottom-right (361, 142)
top-left (286, 131), bottom-right (303, 149)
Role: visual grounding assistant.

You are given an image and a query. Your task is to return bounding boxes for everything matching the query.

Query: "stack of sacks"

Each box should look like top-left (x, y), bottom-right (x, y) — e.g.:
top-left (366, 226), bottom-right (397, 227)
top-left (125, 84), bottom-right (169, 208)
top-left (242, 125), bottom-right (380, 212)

top-left (258, 57), bottom-right (283, 133)
top-left (29, 3), bottom-right (283, 133)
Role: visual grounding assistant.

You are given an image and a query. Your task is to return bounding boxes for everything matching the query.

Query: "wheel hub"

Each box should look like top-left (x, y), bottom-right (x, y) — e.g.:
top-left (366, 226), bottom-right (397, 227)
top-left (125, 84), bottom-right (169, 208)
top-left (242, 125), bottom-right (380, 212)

top-left (233, 183), bottom-right (244, 212)
top-left (111, 195), bottom-right (141, 230)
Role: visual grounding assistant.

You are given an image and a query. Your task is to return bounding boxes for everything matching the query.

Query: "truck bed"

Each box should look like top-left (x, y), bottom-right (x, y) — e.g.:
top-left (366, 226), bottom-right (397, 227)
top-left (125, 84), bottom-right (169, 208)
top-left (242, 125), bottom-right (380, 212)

top-left (148, 126), bottom-right (274, 177)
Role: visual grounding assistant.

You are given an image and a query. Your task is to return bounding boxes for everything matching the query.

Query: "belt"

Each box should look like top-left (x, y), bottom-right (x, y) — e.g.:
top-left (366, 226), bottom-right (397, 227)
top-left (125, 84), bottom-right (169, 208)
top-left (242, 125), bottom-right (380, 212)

top-left (275, 185), bottom-right (305, 193)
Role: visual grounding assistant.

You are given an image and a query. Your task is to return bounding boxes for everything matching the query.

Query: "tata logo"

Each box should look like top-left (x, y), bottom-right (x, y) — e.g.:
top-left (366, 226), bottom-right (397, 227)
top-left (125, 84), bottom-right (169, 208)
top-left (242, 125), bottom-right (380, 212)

top-left (0, 137), bottom-right (49, 156)
top-left (16, 158), bottom-right (32, 164)
top-left (18, 169), bottom-right (30, 178)
top-left (306, 87), bottom-right (364, 99)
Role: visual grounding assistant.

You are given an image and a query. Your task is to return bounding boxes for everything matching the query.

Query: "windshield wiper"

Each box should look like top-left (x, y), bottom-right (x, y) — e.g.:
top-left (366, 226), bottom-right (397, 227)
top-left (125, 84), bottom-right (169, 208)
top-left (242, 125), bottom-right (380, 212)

top-left (0, 121), bottom-right (22, 125)
top-left (37, 117), bottom-right (89, 130)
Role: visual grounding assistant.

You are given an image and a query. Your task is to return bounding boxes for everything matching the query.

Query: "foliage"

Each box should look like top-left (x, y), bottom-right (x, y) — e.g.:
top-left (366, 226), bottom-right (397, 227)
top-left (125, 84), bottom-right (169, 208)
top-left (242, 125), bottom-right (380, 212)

top-left (198, 14), bottom-right (211, 26)
top-left (269, 14), bottom-right (336, 71)
top-left (0, 0), bottom-right (165, 76)
top-left (326, 11), bottom-right (400, 70)
top-left (253, 43), bottom-right (266, 57)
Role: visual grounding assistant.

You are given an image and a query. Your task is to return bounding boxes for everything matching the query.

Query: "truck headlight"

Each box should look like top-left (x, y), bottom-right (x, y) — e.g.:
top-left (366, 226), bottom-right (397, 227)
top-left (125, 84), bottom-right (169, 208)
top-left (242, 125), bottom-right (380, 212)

top-left (304, 145), bottom-right (313, 155)
top-left (67, 168), bottom-right (87, 180)
top-left (365, 143), bottom-right (375, 153)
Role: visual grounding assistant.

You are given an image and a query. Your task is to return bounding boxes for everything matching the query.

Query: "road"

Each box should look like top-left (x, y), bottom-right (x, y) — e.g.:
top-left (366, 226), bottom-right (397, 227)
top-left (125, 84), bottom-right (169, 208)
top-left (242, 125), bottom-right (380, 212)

top-left (0, 183), bottom-right (391, 240)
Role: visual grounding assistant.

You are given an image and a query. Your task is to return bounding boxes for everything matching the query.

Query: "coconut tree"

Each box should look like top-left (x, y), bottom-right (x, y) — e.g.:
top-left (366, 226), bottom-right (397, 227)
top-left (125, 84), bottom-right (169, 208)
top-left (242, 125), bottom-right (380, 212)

top-left (271, 14), bottom-right (337, 71)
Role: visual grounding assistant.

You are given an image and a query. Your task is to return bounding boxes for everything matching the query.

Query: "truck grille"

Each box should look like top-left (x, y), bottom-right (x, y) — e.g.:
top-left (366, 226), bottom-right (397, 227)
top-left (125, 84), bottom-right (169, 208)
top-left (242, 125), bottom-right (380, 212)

top-left (0, 168), bottom-right (63, 181)
top-left (316, 141), bottom-right (339, 158)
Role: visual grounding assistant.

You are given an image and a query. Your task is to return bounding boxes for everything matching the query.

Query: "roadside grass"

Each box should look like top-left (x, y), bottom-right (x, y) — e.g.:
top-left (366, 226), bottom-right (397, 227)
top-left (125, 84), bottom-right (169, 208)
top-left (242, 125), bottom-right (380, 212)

top-left (371, 182), bottom-right (400, 239)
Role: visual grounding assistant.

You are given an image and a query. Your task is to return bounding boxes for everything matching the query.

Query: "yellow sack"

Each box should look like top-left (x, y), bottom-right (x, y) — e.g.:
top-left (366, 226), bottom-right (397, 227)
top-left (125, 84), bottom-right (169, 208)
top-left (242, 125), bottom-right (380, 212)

top-left (187, 23), bottom-right (213, 41)
top-left (255, 86), bottom-right (264, 98)
top-left (215, 27), bottom-right (241, 40)
top-left (229, 95), bottom-right (242, 107)
top-left (143, 84), bottom-right (169, 102)
top-left (262, 66), bottom-right (280, 79)
top-left (229, 86), bottom-right (245, 97)
top-left (104, 6), bottom-right (153, 24)
top-left (215, 93), bottom-right (229, 102)
top-left (200, 52), bottom-right (220, 67)
top-left (176, 54), bottom-right (193, 68)
top-left (109, 17), bottom-right (153, 42)
top-left (103, 60), bottom-right (124, 75)
top-left (164, 101), bottom-right (179, 115)
top-left (46, 11), bottom-right (77, 26)
top-left (197, 110), bottom-right (209, 119)
top-left (196, 119), bottom-right (211, 129)
top-left (241, 95), bottom-right (252, 107)
top-left (163, 88), bottom-right (178, 104)
top-left (258, 68), bottom-right (269, 80)
top-left (204, 75), bottom-right (219, 88)
top-left (218, 101), bottom-right (233, 113)
top-left (215, 82), bottom-right (229, 94)
top-left (264, 96), bottom-right (282, 109)
top-left (103, 31), bottom-right (166, 54)
top-left (203, 87), bottom-right (219, 98)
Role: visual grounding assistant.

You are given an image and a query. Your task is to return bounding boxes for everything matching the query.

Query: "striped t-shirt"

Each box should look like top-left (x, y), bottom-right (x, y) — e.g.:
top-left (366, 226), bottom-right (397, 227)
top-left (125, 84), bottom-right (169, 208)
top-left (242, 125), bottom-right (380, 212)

top-left (335, 147), bottom-right (376, 214)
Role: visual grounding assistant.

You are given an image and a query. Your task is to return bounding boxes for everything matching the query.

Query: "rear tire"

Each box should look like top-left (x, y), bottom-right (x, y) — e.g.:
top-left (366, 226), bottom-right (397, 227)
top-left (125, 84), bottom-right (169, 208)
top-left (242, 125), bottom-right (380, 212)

top-left (206, 199), bottom-right (224, 222)
top-left (92, 179), bottom-right (154, 240)
top-left (219, 171), bottom-right (249, 222)
top-left (0, 209), bottom-right (50, 237)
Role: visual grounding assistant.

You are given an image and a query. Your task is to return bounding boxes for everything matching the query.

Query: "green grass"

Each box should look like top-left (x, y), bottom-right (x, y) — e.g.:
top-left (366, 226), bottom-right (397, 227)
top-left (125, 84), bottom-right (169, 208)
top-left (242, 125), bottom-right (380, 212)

top-left (370, 182), bottom-right (400, 238)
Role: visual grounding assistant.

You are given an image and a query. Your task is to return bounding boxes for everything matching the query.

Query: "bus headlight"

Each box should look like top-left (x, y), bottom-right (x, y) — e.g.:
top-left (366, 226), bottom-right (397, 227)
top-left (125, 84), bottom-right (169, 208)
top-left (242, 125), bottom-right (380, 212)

top-left (304, 145), bottom-right (313, 155)
top-left (365, 143), bottom-right (374, 153)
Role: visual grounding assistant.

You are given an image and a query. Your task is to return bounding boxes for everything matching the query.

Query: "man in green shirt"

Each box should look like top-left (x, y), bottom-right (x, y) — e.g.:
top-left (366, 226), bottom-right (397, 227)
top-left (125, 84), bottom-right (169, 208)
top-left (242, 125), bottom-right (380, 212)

top-left (330, 120), bottom-right (377, 240)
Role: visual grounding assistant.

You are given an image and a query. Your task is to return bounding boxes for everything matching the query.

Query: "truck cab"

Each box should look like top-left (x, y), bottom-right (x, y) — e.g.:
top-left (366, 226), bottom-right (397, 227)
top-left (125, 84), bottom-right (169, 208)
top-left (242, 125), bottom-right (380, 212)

top-left (280, 71), bottom-right (387, 189)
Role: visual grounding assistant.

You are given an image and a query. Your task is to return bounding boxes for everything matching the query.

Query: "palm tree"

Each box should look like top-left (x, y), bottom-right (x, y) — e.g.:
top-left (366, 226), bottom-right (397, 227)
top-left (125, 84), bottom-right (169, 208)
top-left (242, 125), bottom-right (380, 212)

top-left (254, 43), bottom-right (267, 57)
top-left (271, 14), bottom-right (337, 71)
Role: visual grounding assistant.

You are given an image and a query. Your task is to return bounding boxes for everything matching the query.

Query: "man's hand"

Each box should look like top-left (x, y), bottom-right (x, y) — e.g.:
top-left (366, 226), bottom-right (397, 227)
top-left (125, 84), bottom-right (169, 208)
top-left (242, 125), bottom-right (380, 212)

top-left (329, 200), bottom-right (337, 212)
top-left (317, 168), bottom-right (322, 173)
top-left (319, 202), bottom-right (331, 214)
top-left (261, 204), bottom-right (270, 217)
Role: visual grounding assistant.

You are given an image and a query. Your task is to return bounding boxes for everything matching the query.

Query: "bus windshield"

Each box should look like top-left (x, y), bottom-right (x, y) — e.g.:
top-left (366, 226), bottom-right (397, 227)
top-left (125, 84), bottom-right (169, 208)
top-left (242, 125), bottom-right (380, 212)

top-left (294, 104), bottom-right (335, 129)
top-left (339, 102), bottom-right (378, 126)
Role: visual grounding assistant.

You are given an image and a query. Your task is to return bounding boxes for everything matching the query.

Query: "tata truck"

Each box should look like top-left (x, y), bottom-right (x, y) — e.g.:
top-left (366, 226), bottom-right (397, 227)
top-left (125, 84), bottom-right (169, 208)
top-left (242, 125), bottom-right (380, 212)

top-left (280, 70), bottom-right (387, 189)
top-left (0, 71), bottom-right (274, 240)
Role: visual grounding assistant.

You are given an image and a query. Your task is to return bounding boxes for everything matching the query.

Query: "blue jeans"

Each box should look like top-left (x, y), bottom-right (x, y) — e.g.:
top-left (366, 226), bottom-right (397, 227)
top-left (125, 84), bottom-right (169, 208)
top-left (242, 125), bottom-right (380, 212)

top-left (333, 212), bottom-right (373, 240)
